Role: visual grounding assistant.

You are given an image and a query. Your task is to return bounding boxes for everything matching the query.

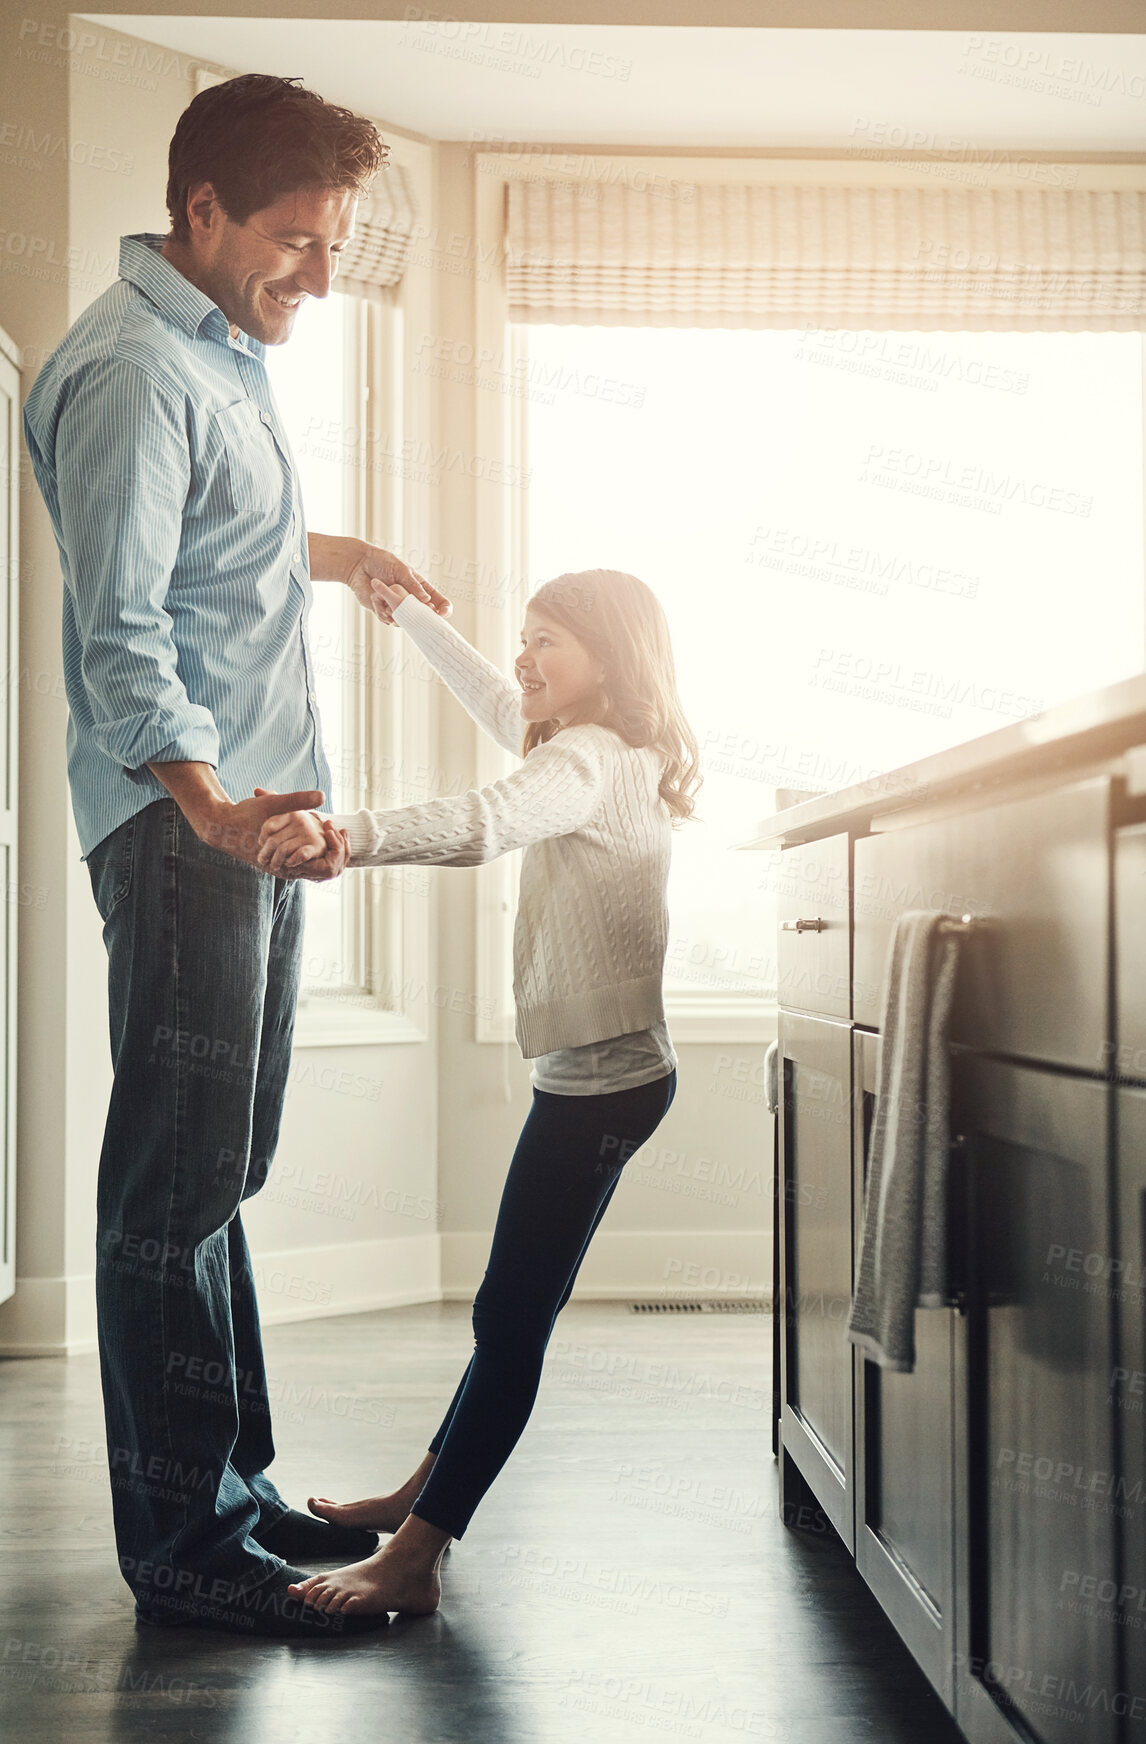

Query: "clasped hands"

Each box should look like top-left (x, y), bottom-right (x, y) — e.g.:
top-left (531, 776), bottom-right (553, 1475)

top-left (254, 558), bottom-right (431, 882)
top-left (256, 800), bottom-right (348, 881)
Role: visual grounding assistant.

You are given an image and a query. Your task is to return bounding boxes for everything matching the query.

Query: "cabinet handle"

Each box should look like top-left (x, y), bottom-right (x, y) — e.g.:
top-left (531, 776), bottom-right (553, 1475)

top-left (947, 1132), bottom-right (969, 1314)
top-left (781, 917), bottom-right (826, 933)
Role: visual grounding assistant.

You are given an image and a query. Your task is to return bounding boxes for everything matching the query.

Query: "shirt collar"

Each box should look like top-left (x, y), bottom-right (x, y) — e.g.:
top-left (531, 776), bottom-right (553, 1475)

top-left (118, 232), bottom-right (263, 356)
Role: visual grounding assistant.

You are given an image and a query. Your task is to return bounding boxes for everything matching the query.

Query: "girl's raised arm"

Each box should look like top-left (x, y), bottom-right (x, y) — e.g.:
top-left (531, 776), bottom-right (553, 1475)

top-left (383, 591), bottom-right (524, 756)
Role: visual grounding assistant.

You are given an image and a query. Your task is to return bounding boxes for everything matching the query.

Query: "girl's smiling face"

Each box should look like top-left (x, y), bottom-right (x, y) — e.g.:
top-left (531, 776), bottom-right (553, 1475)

top-left (515, 607), bottom-right (606, 727)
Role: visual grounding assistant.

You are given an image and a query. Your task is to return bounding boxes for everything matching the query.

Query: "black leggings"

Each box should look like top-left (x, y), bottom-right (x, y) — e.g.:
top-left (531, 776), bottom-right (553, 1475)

top-left (411, 1069), bottom-right (677, 1538)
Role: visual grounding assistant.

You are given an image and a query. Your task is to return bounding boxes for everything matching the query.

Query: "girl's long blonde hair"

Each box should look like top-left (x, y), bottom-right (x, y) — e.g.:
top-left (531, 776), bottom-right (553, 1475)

top-left (521, 569), bottom-right (701, 825)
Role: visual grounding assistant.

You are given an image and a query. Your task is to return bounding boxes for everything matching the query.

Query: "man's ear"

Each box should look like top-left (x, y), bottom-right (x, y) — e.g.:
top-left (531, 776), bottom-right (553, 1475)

top-left (186, 181), bottom-right (226, 240)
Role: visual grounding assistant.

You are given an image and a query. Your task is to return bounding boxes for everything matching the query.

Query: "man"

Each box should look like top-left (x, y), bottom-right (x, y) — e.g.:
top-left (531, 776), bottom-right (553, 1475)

top-left (22, 73), bottom-right (448, 1638)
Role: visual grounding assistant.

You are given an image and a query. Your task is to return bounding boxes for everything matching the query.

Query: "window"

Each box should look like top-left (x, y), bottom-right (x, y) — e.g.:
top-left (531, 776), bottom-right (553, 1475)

top-left (263, 288), bottom-right (430, 1044)
top-left (514, 322), bottom-right (1144, 1012)
top-left (263, 293), bottom-right (355, 1006)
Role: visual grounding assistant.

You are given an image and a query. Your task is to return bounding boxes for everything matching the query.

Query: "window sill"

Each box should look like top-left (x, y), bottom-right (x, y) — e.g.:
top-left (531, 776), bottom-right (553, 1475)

top-left (293, 1001), bottom-right (427, 1049)
top-left (664, 994), bottom-right (778, 1044)
top-left (475, 996), bottom-right (778, 1047)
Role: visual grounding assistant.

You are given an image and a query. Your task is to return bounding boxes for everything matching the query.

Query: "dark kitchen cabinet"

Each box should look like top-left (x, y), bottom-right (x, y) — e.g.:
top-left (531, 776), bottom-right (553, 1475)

top-left (776, 832), bottom-right (851, 1021)
top-left (1115, 823), bottom-right (1146, 1078)
top-left (1115, 1086), bottom-right (1146, 1725)
top-left (852, 1027), bottom-right (959, 1708)
top-left (852, 778), bottom-right (1111, 1070)
top-left (950, 1058), bottom-right (1116, 1744)
top-left (777, 1008), bottom-right (855, 1549)
top-left (759, 714), bottom-right (1145, 1744)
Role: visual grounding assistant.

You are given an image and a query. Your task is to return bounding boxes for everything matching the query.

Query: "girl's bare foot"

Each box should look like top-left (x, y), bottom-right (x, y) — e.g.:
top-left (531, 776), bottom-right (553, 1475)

top-left (307, 1451), bottom-right (438, 1536)
top-left (308, 1493), bottom-right (407, 1534)
top-left (288, 1515), bottom-right (451, 1617)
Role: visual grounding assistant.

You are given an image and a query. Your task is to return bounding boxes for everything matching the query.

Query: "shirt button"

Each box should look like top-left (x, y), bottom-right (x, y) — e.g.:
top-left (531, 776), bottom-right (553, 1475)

top-left (260, 411), bottom-right (272, 427)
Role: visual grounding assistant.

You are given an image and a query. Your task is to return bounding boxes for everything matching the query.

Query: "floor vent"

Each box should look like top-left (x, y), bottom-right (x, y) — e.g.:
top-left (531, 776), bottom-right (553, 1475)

top-left (631, 1299), bottom-right (770, 1314)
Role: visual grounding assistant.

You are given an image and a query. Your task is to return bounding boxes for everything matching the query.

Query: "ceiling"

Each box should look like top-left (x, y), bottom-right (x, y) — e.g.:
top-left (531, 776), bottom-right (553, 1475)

top-left (84, 17), bottom-right (1146, 150)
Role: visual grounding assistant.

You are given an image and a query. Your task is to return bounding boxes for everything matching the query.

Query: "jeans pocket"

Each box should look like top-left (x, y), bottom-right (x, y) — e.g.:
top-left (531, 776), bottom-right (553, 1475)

top-left (88, 813), bottom-right (139, 923)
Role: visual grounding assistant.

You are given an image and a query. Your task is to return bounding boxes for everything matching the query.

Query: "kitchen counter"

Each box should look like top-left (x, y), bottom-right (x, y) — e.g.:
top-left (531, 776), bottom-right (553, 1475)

top-left (764, 664), bottom-right (1146, 1744)
top-left (742, 668), bottom-right (1146, 850)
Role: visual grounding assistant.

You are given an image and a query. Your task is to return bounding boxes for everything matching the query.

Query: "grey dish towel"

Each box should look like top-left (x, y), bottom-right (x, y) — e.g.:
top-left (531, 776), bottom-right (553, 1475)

top-left (846, 909), bottom-right (963, 1373)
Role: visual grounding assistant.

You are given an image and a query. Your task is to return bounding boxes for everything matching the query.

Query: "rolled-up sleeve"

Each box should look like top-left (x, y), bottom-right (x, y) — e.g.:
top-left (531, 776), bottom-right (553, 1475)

top-left (54, 357), bottom-right (220, 776)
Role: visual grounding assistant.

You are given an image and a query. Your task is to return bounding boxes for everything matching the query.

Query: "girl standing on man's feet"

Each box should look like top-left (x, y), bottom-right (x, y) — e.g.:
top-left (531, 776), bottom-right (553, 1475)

top-left (257, 567), bottom-right (700, 1618)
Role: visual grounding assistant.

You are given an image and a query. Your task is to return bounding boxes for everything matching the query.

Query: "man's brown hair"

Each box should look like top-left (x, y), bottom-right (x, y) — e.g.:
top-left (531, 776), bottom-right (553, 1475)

top-left (166, 73), bottom-right (388, 242)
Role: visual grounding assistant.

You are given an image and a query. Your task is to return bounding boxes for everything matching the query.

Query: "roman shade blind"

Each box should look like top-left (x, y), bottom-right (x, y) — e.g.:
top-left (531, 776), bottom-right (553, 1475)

top-left (334, 163), bottom-right (418, 296)
top-left (506, 177), bottom-right (1146, 332)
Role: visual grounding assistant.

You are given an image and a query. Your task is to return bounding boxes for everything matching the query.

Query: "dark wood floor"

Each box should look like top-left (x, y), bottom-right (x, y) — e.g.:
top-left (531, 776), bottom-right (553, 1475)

top-left (0, 1300), bottom-right (965, 1743)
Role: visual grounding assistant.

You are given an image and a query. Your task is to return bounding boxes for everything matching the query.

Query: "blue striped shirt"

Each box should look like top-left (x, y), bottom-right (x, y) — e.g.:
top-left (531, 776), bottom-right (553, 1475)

top-left (22, 231), bottom-right (331, 857)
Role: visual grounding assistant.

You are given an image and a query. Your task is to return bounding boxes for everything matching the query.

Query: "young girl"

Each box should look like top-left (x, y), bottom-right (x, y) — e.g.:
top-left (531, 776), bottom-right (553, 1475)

top-left (256, 567), bottom-right (700, 1617)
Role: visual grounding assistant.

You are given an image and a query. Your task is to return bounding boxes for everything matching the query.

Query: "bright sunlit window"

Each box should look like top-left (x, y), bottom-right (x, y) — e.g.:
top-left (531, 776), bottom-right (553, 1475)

top-left (517, 324), bottom-right (1144, 1005)
top-left (263, 293), bottom-right (356, 1004)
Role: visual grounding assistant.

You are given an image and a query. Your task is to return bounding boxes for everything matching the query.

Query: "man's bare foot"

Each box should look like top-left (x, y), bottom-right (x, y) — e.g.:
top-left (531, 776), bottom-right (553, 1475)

top-left (307, 1451), bottom-right (438, 1536)
top-left (288, 1516), bottom-right (451, 1617)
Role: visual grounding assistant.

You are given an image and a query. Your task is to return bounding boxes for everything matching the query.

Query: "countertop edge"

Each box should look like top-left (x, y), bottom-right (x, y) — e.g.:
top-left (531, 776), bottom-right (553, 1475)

top-left (738, 670), bottom-right (1146, 850)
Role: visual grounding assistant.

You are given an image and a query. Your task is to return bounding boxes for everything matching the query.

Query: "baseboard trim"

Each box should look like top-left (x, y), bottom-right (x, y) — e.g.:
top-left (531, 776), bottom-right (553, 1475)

top-left (0, 1229), bottom-right (770, 1354)
top-left (0, 1273), bottom-right (98, 1357)
top-left (0, 1234), bottom-right (443, 1358)
top-left (253, 1234), bottom-right (441, 1327)
top-left (438, 1229), bottom-right (769, 1302)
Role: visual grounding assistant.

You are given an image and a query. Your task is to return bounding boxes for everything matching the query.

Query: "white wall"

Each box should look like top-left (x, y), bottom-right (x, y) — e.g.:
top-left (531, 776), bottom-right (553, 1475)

top-left (0, 2), bottom-right (96, 1354)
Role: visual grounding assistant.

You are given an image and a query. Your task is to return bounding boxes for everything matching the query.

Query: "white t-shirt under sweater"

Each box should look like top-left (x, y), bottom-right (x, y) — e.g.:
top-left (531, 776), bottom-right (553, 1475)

top-left (530, 1017), bottom-right (677, 1096)
top-left (329, 594), bottom-right (677, 1095)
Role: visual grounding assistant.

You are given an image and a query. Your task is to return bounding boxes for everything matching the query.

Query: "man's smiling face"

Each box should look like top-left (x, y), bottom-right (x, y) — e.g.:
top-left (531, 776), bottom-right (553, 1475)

top-left (164, 183), bottom-right (357, 345)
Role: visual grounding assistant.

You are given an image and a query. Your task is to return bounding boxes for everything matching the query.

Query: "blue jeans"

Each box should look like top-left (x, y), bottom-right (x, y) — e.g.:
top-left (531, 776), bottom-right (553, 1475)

top-left (86, 797), bottom-right (303, 1613)
top-left (413, 1069), bottom-right (678, 1538)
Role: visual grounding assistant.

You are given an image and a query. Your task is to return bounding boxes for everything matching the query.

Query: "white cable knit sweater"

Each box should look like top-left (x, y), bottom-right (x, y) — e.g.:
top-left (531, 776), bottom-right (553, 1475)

top-left (330, 593), bottom-right (673, 1059)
